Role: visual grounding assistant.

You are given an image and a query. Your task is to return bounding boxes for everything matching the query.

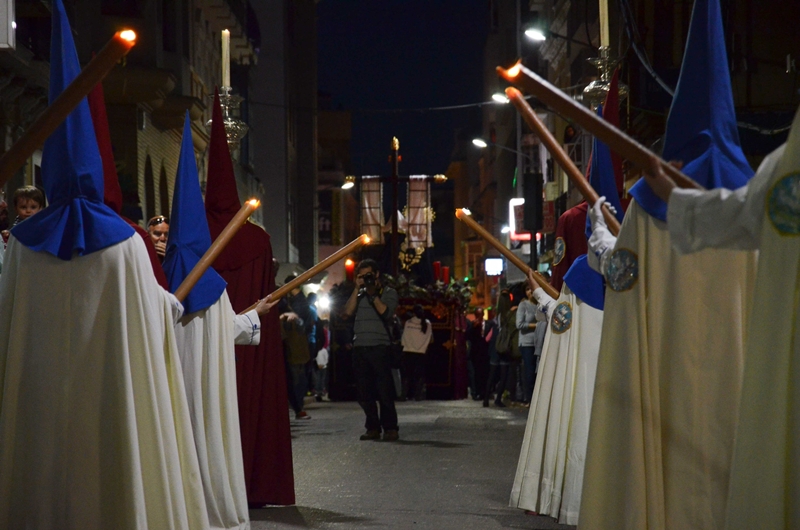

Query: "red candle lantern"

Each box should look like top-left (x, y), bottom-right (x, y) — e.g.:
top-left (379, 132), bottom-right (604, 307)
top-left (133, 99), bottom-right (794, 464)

top-left (344, 258), bottom-right (356, 282)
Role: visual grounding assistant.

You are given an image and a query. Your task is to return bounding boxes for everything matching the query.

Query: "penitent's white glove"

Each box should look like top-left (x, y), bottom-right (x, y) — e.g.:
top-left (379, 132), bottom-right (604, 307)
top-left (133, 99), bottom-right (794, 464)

top-left (589, 196), bottom-right (617, 230)
top-left (587, 197), bottom-right (618, 277)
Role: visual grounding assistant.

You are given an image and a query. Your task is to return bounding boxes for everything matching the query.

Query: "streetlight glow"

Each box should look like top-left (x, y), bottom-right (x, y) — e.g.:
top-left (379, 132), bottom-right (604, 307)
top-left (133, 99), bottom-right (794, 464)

top-left (525, 28), bottom-right (546, 41)
top-left (492, 93), bottom-right (509, 104)
top-left (472, 138), bottom-right (488, 148)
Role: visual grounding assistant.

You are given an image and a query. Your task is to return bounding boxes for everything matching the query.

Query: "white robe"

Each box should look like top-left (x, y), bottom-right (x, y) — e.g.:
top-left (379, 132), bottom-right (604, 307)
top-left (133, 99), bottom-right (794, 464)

top-left (175, 293), bottom-right (260, 530)
top-left (0, 235), bottom-right (208, 530)
top-left (510, 285), bottom-right (603, 525)
top-left (668, 142), bottom-right (800, 529)
top-left (579, 199), bottom-right (757, 530)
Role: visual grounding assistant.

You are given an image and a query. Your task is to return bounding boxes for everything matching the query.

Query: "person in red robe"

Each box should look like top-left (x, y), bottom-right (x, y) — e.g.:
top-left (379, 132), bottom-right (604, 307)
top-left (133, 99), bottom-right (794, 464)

top-left (550, 202), bottom-right (588, 293)
top-left (88, 80), bottom-right (169, 289)
top-left (205, 89), bottom-right (295, 507)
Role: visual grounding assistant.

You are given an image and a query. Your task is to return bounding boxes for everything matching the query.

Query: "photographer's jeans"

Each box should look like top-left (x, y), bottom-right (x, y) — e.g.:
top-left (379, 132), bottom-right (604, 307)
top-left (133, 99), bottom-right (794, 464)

top-left (353, 345), bottom-right (398, 433)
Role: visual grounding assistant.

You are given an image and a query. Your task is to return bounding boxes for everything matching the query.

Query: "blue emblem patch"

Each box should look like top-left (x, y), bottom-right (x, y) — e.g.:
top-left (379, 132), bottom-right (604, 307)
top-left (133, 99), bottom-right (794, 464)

top-left (767, 172), bottom-right (800, 235)
top-left (607, 248), bottom-right (639, 292)
top-left (550, 301), bottom-right (573, 334)
top-left (554, 237), bottom-right (566, 265)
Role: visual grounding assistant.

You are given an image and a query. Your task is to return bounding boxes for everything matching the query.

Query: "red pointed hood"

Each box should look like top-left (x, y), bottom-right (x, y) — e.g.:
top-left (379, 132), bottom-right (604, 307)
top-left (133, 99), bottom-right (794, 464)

top-left (87, 78), bottom-right (169, 289)
top-left (205, 88), bottom-right (264, 270)
top-left (88, 80), bottom-right (123, 215)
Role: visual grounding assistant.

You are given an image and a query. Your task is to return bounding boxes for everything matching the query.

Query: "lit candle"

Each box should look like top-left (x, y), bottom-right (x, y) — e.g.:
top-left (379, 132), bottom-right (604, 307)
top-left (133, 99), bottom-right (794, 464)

top-left (0, 30), bottom-right (137, 188)
top-left (599, 0), bottom-right (610, 47)
top-left (239, 234), bottom-right (372, 314)
top-left (496, 63), bottom-right (701, 191)
top-left (221, 29), bottom-right (231, 87)
top-left (175, 199), bottom-right (260, 302)
top-left (505, 87), bottom-right (620, 236)
top-left (455, 208), bottom-right (559, 299)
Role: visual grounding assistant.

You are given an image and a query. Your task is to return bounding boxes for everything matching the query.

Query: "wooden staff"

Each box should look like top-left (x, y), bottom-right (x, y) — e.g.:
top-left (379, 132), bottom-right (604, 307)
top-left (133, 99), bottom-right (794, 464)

top-left (455, 208), bottom-right (560, 300)
top-left (497, 62), bottom-right (703, 191)
top-left (175, 199), bottom-right (260, 302)
top-left (238, 234), bottom-right (371, 315)
top-left (0, 30), bottom-right (138, 188)
top-left (505, 87), bottom-right (621, 236)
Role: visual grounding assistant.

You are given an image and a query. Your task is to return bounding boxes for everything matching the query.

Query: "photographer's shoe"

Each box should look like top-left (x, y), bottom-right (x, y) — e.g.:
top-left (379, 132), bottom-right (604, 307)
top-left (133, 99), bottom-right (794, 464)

top-left (382, 430), bottom-right (399, 442)
top-left (359, 430), bottom-right (381, 441)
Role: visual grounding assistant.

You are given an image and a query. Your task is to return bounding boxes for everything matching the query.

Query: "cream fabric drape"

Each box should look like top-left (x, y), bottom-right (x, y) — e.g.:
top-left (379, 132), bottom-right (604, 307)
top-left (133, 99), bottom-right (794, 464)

top-left (579, 201), bottom-right (756, 530)
top-left (175, 292), bottom-right (250, 530)
top-left (0, 236), bottom-right (208, 530)
top-left (669, 138), bottom-right (800, 529)
top-left (510, 285), bottom-right (603, 525)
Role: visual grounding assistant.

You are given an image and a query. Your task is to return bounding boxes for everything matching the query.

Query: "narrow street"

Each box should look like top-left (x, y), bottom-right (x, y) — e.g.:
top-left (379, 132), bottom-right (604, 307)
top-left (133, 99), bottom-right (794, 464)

top-left (251, 399), bottom-right (576, 530)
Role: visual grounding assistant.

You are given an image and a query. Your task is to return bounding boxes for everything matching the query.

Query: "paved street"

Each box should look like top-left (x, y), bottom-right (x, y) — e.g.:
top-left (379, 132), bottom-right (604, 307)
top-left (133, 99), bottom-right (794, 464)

top-left (250, 399), bottom-right (575, 530)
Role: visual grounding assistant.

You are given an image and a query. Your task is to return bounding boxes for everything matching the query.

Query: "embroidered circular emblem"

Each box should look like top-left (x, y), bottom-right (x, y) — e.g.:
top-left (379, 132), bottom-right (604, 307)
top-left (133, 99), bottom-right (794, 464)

top-left (554, 237), bottom-right (566, 265)
top-left (606, 248), bottom-right (639, 292)
top-left (767, 172), bottom-right (800, 235)
top-left (550, 301), bottom-right (573, 334)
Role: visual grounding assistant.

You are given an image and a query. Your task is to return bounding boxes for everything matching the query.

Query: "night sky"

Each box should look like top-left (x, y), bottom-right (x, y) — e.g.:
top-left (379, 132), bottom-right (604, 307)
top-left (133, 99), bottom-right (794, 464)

top-left (317, 0), bottom-right (490, 176)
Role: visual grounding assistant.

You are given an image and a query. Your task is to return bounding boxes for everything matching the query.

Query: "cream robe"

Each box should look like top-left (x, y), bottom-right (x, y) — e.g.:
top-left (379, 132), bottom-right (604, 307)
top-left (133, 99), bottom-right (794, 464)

top-left (0, 235), bottom-right (208, 530)
top-left (175, 292), bottom-right (259, 530)
top-left (510, 285), bottom-right (603, 525)
top-left (579, 200), bottom-right (757, 530)
top-left (668, 142), bottom-right (800, 529)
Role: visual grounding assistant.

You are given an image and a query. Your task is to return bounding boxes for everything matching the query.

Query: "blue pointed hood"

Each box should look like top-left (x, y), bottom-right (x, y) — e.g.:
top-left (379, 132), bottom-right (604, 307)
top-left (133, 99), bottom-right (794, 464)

top-left (564, 105), bottom-right (624, 311)
top-left (585, 104), bottom-right (624, 240)
top-left (162, 113), bottom-right (227, 314)
top-left (630, 0), bottom-right (753, 221)
top-left (12, 0), bottom-right (133, 259)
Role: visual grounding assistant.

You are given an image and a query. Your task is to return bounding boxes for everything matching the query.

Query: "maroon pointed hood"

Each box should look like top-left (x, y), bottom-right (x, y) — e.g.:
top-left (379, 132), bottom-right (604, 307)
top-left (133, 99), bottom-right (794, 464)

top-left (88, 79), bottom-right (169, 289)
top-left (205, 88), bottom-right (263, 270)
top-left (88, 80), bottom-right (122, 215)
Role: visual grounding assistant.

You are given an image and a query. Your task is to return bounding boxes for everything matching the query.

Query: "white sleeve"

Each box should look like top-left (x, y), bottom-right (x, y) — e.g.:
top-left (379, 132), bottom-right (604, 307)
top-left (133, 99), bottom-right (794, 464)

top-left (587, 225), bottom-right (617, 277)
top-left (667, 144), bottom-right (783, 254)
top-left (533, 288), bottom-right (556, 321)
top-left (164, 291), bottom-right (184, 325)
top-left (233, 309), bottom-right (262, 346)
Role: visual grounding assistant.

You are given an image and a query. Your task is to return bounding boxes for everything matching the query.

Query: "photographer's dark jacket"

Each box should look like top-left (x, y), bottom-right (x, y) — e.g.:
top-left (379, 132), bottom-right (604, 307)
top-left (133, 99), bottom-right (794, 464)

top-left (353, 286), bottom-right (399, 348)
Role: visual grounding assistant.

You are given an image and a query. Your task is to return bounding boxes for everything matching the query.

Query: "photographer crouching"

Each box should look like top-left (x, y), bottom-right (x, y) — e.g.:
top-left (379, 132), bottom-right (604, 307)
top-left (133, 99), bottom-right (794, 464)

top-left (343, 259), bottom-right (400, 442)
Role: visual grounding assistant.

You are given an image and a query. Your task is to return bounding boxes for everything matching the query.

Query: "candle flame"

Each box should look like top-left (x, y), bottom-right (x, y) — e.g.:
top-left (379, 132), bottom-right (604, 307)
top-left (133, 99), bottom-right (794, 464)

top-left (247, 199), bottom-right (260, 208)
top-left (361, 234), bottom-right (371, 244)
top-left (119, 30), bottom-right (137, 43)
top-left (506, 61), bottom-right (522, 78)
top-left (456, 208), bottom-right (471, 218)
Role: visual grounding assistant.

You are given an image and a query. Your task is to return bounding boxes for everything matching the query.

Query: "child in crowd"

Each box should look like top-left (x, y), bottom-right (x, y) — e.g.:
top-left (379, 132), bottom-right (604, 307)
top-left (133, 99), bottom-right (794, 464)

top-left (2, 186), bottom-right (45, 245)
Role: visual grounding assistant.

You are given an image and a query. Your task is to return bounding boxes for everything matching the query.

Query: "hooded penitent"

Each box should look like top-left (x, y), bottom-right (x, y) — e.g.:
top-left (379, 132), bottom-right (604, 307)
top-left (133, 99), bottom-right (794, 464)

top-left (579, 0), bottom-right (757, 528)
top-left (205, 89), bottom-right (295, 506)
top-left (510, 77), bottom-right (621, 526)
top-left (163, 112), bottom-right (252, 529)
top-left (0, 1), bottom-right (208, 527)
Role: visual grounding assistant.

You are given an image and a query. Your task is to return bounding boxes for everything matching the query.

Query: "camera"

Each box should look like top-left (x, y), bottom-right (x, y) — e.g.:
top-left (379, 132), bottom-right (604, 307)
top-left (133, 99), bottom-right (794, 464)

top-left (362, 272), bottom-right (376, 286)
